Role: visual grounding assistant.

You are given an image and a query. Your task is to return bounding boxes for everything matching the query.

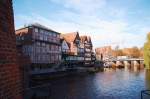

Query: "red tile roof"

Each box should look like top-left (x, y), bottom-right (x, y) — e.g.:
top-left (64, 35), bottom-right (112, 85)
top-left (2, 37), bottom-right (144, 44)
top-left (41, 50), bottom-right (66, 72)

top-left (87, 36), bottom-right (91, 43)
top-left (80, 36), bottom-right (87, 43)
top-left (61, 32), bottom-right (79, 43)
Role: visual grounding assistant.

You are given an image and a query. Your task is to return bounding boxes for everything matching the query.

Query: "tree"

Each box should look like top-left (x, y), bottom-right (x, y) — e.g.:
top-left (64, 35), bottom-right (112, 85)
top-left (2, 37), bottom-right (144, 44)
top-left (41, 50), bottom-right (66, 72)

top-left (130, 47), bottom-right (140, 58)
top-left (144, 33), bottom-right (150, 69)
top-left (112, 49), bottom-right (124, 57)
top-left (123, 47), bottom-right (141, 58)
top-left (140, 47), bottom-right (144, 58)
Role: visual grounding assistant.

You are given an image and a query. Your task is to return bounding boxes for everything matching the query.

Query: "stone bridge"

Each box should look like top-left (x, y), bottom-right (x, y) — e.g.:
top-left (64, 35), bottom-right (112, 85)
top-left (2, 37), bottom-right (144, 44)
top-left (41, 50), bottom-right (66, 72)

top-left (104, 58), bottom-right (144, 70)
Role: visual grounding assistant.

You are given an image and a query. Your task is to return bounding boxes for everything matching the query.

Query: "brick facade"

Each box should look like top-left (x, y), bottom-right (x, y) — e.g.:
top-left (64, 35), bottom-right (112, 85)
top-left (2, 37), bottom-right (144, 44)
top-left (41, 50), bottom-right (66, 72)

top-left (0, 0), bottom-right (23, 99)
top-left (95, 46), bottom-right (112, 61)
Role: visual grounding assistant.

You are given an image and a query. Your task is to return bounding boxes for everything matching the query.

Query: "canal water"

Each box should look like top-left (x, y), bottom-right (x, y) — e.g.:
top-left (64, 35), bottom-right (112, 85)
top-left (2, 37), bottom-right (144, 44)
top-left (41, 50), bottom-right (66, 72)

top-left (48, 69), bottom-right (150, 99)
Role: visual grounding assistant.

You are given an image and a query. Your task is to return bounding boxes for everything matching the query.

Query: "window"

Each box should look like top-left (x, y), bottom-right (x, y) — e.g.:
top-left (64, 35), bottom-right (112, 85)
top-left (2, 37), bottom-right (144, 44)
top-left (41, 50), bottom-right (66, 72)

top-left (34, 28), bottom-right (38, 32)
top-left (44, 36), bottom-right (47, 41)
top-left (39, 34), bottom-right (43, 40)
top-left (53, 33), bottom-right (57, 37)
top-left (43, 30), bottom-right (46, 35)
top-left (46, 44), bottom-right (49, 51)
top-left (37, 55), bottom-right (40, 62)
top-left (49, 45), bottom-right (51, 51)
top-left (45, 31), bottom-right (48, 35)
top-left (45, 36), bottom-right (48, 41)
top-left (49, 32), bottom-right (52, 36)
top-left (42, 43), bottom-right (45, 47)
top-left (36, 42), bottom-right (40, 46)
top-left (40, 29), bottom-right (44, 34)
top-left (42, 48), bottom-right (45, 53)
top-left (21, 36), bottom-right (24, 40)
top-left (51, 45), bottom-right (54, 51)
top-left (59, 55), bottom-right (61, 61)
top-left (36, 47), bottom-right (40, 53)
top-left (57, 34), bottom-right (60, 38)
top-left (54, 45), bottom-right (57, 51)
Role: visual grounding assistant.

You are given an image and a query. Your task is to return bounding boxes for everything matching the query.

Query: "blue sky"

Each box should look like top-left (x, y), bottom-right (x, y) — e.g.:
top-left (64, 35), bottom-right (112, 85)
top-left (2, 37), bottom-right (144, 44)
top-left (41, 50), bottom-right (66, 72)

top-left (13, 0), bottom-right (150, 49)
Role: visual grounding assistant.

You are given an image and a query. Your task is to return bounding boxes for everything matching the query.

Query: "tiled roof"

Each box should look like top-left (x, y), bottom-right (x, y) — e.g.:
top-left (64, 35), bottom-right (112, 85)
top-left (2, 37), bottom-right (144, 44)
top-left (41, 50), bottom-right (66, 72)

top-left (60, 37), bottom-right (71, 48)
top-left (80, 36), bottom-right (87, 43)
top-left (16, 23), bottom-right (60, 34)
top-left (61, 32), bottom-right (80, 48)
top-left (87, 36), bottom-right (91, 43)
top-left (61, 32), bottom-right (79, 43)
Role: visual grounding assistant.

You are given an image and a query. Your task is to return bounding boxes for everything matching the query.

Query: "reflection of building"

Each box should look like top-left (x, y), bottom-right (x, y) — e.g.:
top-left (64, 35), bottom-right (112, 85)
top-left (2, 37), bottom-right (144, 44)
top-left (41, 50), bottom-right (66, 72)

top-left (16, 24), bottom-right (61, 74)
top-left (0, 0), bottom-right (23, 98)
top-left (95, 46), bottom-right (112, 61)
top-left (145, 70), bottom-right (150, 89)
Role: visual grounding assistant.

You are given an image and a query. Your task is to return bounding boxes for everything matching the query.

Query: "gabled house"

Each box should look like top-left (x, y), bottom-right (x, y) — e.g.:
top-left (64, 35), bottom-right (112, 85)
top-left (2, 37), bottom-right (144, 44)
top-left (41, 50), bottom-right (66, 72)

top-left (80, 36), bottom-right (94, 66)
top-left (61, 37), bottom-right (70, 53)
top-left (60, 37), bottom-right (70, 62)
top-left (61, 32), bottom-right (84, 67)
top-left (95, 46), bottom-right (112, 61)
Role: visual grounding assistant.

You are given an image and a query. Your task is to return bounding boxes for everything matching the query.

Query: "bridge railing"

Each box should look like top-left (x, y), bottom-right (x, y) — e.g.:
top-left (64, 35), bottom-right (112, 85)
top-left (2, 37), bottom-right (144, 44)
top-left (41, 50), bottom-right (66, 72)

top-left (141, 90), bottom-right (150, 99)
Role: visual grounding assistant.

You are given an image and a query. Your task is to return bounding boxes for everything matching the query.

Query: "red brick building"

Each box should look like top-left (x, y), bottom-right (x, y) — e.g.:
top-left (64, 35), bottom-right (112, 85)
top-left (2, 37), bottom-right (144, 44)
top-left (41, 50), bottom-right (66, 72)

top-left (0, 0), bottom-right (23, 99)
top-left (95, 46), bottom-right (112, 61)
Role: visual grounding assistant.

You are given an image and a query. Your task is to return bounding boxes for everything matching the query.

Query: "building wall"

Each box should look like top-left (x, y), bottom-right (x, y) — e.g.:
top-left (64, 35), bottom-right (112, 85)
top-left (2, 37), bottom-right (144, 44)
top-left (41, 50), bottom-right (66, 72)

top-left (61, 33), bottom-right (85, 65)
top-left (0, 0), bottom-right (23, 99)
top-left (61, 40), bottom-right (69, 52)
top-left (95, 46), bottom-right (112, 61)
top-left (16, 25), bottom-right (61, 65)
top-left (80, 38), bottom-right (93, 66)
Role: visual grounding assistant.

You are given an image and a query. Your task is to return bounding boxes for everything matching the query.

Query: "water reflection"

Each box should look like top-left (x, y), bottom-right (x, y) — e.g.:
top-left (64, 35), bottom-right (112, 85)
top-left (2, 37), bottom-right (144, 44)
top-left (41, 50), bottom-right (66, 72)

top-left (145, 70), bottom-right (150, 89)
top-left (34, 68), bottom-right (150, 99)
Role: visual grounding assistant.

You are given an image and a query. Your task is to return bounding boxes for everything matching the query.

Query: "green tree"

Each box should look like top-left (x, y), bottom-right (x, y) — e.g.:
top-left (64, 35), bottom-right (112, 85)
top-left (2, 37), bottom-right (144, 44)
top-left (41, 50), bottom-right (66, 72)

top-left (144, 33), bottom-right (150, 69)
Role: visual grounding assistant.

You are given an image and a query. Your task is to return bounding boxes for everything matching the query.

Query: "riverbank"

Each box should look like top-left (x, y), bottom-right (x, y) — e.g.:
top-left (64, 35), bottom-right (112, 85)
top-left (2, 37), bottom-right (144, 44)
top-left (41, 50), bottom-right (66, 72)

top-left (31, 66), bottom-right (104, 83)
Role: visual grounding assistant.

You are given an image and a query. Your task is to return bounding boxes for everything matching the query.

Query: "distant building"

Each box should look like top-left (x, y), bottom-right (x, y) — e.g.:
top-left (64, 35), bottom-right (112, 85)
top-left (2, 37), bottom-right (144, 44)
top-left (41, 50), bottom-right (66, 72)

top-left (15, 24), bottom-right (61, 75)
top-left (80, 36), bottom-right (94, 66)
top-left (95, 46), bottom-right (112, 61)
top-left (0, 0), bottom-right (23, 98)
top-left (61, 32), bottom-right (84, 66)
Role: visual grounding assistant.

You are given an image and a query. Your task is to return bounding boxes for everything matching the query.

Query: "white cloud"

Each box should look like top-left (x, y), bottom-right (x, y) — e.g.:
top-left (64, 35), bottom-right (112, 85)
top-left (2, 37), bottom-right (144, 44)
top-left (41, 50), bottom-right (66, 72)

top-left (51, 0), bottom-right (106, 14)
top-left (15, 0), bottom-right (148, 49)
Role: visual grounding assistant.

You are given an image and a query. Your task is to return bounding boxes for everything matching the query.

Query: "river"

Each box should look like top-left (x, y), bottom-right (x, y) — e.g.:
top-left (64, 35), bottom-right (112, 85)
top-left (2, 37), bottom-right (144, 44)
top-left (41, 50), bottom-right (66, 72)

top-left (47, 68), bottom-right (150, 99)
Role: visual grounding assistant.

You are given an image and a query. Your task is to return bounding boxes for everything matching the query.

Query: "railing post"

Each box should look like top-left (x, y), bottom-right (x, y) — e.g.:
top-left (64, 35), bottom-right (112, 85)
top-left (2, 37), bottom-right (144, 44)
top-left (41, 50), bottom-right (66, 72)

top-left (141, 90), bottom-right (150, 99)
top-left (141, 91), bottom-right (143, 99)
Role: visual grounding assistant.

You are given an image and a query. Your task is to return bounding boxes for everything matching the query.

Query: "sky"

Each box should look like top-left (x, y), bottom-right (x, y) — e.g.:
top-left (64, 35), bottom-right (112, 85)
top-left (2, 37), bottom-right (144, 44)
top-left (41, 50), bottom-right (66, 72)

top-left (13, 0), bottom-right (150, 49)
